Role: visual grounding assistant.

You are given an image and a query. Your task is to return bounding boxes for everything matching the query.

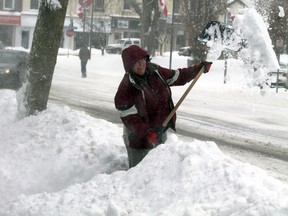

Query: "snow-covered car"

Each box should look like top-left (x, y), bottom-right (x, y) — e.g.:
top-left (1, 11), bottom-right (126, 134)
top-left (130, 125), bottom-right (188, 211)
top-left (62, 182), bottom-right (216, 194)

top-left (268, 63), bottom-right (288, 89)
top-left (105, 38), bottom-right (141, 54)
top-left (0, 50), bottom-right (29, 90)
top-left (178, 46), bottom-right (192, 56)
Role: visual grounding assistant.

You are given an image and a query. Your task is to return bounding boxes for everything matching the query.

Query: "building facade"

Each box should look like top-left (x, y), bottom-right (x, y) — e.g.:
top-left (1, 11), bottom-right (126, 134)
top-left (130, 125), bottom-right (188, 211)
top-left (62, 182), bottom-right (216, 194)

top-left (0, 0), bottom-right (182, 52)
top-left (0, 0), bottom-right (194, 52)
top-left (0, 0), bottom-right (22, 47)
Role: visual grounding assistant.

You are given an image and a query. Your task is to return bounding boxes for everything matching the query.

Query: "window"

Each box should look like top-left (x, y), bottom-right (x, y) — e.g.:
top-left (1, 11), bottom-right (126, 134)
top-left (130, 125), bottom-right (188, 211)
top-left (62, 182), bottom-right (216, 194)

top-left (95, 0), bottom-right (104, 11)
top-left (21, 31), bottom-right (29, 49)
top-left (124, 41), bottom-right (132, 46)
top-left (133, 41), bottom-right (140, 45)
top-left (117, 20), bottom-right (129, 28)
top-left (129, 20), bottom-right (140, 29)
top-left (30, 0), bottom-right (39, 10)
top-left (4, 0), bottom-right (15, 10)
top-left (123, 0), bottom-right (130, 10)
top-left (174, 1), bottom-right (180, 14)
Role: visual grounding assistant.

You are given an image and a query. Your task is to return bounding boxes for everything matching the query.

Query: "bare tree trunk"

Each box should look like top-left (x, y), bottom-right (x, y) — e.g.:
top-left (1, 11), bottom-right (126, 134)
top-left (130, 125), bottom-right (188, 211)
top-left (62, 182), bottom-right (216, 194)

top-left (131, 0), bottom-right (162, 55)
top-left (18, 0), bottom-right (68, 117)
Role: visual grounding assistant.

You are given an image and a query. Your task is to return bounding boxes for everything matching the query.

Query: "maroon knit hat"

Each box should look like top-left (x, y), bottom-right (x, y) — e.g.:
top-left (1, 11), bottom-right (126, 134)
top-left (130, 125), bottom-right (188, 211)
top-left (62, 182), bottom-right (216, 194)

top-left (121, 45), bottom-right (149, 72)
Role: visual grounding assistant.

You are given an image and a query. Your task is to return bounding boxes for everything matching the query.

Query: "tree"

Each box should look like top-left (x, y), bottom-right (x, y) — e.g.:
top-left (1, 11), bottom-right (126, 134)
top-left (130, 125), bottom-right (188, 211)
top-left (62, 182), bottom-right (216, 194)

top-left (130, 0), bottom-right (163, 55)
top-left (83, 18), bottom-right (111, 56)
top-left (75, 0), bottom-right (116, 55)
top-left (158, 21), bottom-right (169, 56)
top-left (254, 0), bottom-right (288, 57)
top-left (252, 0), bottom-right (273, 22)
top-left (18, 0), bottom-right (69, 118)
top-left (179, 0), bottom-right (227, 62)
top-left (93, 20), bottom-right (111, 55)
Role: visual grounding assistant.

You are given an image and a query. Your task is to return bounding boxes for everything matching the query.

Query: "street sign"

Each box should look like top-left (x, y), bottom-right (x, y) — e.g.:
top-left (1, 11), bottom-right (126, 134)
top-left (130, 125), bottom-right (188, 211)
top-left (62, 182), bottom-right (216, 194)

top-left (66, 29), bottom-right (74, 37)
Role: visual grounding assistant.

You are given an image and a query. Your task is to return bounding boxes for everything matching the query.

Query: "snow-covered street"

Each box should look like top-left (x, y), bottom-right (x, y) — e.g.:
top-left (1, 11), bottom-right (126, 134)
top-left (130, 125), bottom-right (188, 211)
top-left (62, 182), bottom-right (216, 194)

top-left (50, 51), bottom-right (288, 183)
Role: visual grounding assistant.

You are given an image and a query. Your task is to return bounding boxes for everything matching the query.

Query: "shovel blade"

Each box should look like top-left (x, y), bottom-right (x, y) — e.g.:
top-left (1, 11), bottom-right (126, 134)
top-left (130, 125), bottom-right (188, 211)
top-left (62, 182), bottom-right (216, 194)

top-left (197, 21), bottom-right (244, 52)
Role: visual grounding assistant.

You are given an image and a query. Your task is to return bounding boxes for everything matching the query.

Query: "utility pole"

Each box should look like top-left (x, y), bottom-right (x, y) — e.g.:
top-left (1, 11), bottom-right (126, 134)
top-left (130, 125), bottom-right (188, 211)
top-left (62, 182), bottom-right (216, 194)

top-left (169, 0), bottom-right (175, 69)
top-left (89, 0), bottom-right (94, 58)
top-left (223, 9), bottom-right (228, 84)
top-left (82, 0), bottom-right (87, 46)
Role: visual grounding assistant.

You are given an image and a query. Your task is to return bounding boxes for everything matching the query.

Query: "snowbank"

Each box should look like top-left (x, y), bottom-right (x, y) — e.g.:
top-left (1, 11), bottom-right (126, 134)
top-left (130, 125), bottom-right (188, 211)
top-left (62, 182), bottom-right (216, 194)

top-left (1, 90), bottom-right (288, 216)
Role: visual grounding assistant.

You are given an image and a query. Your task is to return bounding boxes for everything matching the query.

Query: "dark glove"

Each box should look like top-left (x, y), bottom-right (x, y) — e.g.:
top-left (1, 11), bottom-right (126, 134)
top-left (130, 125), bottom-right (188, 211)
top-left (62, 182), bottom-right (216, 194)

top-left (147, 130), bottom-right (159, 145)
top-left (147, 126), bottom-right (165, 146)
top-left (196, 61), bottom-right (212, 73)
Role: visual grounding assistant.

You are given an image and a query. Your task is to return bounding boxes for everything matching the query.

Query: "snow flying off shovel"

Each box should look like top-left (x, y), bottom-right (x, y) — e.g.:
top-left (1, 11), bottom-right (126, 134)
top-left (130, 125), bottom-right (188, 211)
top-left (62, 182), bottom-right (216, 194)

top-left (162, 21), bottom-right (245, 129)
top-left (197, 20), bottom-right (244, 52)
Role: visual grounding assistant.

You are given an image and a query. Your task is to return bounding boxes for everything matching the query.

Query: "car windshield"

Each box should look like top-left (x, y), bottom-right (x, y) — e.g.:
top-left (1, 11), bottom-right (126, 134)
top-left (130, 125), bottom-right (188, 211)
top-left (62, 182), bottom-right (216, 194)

top-left (0, 52), bottom-right (25, 64)
top-left (118, 40), bottom-right (125, 45)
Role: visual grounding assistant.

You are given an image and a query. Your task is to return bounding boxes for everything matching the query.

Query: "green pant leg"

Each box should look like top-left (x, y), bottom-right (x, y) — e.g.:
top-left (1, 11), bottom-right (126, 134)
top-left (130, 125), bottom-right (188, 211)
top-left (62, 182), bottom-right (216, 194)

top-left (126, 146), bottom-right (151, 168)
top-left (123, 126), bottom-right (167, 168)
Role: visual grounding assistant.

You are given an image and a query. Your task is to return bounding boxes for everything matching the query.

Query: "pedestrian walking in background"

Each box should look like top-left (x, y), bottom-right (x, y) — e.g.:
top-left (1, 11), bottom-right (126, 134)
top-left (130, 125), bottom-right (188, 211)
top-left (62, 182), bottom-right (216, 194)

top-left (79, 46), bottom-right (90, 78)
top-left (114, 45), bottom-right (212, 168)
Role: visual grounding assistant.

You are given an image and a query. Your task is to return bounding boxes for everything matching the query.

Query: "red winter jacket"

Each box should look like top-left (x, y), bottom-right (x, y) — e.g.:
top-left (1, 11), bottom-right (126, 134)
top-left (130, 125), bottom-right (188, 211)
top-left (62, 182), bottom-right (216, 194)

top-left (114, 62), bottom-right (200, 149)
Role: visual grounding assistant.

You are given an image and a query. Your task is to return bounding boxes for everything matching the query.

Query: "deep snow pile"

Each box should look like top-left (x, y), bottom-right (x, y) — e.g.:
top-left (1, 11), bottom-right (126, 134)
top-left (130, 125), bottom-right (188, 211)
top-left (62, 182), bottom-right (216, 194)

top-left (1, 89), bottom-right (288, 216)
top-left (0, 90), bottom-right (127, 210)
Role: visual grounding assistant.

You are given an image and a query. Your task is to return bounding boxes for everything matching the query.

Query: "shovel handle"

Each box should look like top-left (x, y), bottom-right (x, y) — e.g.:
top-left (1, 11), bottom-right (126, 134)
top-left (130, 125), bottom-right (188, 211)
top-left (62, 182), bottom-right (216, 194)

top-left (162, 66), bottom-right (205, 128)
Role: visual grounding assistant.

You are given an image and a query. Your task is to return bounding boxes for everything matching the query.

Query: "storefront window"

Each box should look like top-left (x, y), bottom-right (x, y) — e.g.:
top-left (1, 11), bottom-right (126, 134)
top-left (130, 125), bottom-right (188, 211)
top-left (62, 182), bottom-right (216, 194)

top-left (95, 0), bottom-right (104, 11)
top-left (30, 0), bottom-right (39, 10)
top-left (174, 1), bottom-right (180, 14)
top-left (4, 0), bottom-right (14, 10)
top-left (123, 0), bottom-right (130, 10)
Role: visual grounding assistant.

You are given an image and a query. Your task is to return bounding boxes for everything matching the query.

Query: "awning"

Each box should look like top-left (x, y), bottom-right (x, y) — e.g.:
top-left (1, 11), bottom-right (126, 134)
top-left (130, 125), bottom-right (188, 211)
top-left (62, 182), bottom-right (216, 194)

top-left (0, 11), bottom-right (21, 25)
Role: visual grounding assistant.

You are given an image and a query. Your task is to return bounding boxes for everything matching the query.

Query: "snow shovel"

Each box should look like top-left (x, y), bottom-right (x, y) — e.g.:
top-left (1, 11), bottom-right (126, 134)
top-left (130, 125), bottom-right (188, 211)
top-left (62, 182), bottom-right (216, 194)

top-left (197, 20), bottom-right (244, 53)
top-left (162, 66), bottom-right (205, 129)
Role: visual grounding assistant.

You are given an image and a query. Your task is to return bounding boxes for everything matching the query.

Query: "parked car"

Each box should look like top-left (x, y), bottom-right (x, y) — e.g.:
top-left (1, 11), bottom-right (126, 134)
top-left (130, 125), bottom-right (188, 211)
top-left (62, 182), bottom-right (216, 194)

top-left (0, 50), bottom-right (29, 90)
top-left (0, 41), bottom-right (5, 50)
top-left (105, 38), bottom-right (141, 54)
top-left (178, 46), bottom-right (192, 56)
top-left (268, 63), bottom-right (288, 89)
